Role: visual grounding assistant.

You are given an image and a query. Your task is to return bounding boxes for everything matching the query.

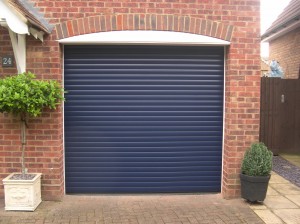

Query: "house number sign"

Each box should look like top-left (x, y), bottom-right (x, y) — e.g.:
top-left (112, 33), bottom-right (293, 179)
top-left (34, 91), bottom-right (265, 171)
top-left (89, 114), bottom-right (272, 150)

top-left (2, 56), bottom-right (13, 67)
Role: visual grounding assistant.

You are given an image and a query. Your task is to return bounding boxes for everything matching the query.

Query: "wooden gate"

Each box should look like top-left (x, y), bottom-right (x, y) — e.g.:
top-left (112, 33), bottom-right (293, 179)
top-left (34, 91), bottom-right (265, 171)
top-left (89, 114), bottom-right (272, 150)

top-left (260, 77), bottom-right (300, 154)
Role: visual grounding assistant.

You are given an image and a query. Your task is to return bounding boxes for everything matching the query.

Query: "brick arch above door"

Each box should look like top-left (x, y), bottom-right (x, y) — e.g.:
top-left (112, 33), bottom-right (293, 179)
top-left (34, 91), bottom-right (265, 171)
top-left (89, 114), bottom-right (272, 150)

top-left (55, 14), bottom-right (234, 42)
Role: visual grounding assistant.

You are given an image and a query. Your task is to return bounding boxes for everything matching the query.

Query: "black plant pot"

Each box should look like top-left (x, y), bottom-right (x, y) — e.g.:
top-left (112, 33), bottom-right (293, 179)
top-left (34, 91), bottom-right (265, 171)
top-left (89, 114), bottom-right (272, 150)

top-left (240, 173), bottom-right (270, 202)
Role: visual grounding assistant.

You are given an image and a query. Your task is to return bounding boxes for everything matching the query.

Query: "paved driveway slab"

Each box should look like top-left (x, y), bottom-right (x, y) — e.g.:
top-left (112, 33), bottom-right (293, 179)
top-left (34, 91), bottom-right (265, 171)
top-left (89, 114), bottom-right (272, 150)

top-left (0, 194), bottom-right (263, 224)
top-left (250, 172), bottom-right (300, 224)
top-left (273, 209), bottom-right (300, 224)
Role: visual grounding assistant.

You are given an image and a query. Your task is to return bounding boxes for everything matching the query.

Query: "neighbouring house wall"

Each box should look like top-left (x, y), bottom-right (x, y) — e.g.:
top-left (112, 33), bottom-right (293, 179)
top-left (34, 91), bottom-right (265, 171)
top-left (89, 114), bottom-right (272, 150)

top-left (261, 60), bottom-right (269, 76)
top-left (269, 27), bottom-right (300, 79)
top-left (0, 0), bottom-right (261, 200)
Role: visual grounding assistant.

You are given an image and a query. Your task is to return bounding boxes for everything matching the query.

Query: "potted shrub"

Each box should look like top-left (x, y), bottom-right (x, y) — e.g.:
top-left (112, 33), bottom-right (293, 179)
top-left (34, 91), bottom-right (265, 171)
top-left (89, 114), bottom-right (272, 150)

top-left (240, 142), bottom-right (273, 202)
top-left (0, 72), bottom-right (64, 211)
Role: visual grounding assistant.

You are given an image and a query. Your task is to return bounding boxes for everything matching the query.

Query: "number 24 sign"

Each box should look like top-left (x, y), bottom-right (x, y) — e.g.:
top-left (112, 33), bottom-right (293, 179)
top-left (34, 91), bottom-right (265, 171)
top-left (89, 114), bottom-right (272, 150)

top-left (2, 56), bottom-right (13, 67)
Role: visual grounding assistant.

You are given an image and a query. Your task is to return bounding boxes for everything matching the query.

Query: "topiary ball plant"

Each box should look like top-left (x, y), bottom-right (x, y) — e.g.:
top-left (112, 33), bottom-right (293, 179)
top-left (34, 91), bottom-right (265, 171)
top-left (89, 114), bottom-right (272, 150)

top-left (0, 72), bottom-right (65, 177)
top-left (241, 142), bottom-right (273, 176)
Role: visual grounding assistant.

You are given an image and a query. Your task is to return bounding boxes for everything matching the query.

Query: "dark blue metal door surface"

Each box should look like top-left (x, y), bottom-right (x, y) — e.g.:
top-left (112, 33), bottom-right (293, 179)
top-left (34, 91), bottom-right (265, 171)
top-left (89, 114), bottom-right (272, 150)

top-left (64, 45), bottom-right (224, 193)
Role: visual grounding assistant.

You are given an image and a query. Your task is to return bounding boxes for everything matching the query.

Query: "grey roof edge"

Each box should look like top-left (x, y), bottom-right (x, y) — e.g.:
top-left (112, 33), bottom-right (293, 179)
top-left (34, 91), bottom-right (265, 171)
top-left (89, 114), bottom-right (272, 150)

top-left (15, 0), bottom-right (54, 34)
top-left (261, 16), bottom-right (300, 40)
top-left (261, 0), bottom-right (300, 40)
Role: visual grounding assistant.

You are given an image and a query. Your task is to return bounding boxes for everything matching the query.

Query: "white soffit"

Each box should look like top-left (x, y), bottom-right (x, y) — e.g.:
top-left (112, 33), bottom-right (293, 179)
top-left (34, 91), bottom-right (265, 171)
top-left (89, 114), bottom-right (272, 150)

top-left (0, 0), bottom-right (28, 34)
top-left (58, 31), bottom-right (231, 45)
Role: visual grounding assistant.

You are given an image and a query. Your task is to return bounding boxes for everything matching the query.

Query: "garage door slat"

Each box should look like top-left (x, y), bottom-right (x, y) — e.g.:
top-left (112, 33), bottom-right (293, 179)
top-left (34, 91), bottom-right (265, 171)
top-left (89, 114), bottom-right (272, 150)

top-left (67, 166), bottom-right (221, 173)
top-left (65, 141), bottom-right (222, 147)
top-left (65, 126), bottom-right (222, 132)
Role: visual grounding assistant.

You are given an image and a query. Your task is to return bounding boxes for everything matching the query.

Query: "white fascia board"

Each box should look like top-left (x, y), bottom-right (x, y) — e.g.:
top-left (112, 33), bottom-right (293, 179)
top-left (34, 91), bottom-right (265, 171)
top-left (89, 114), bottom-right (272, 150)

top-left (0, 0), bottom-right (28, 34)
top-left (58, 31), bottom-right (230, 45)
top-left (262, 20), bottom-right (300, 43)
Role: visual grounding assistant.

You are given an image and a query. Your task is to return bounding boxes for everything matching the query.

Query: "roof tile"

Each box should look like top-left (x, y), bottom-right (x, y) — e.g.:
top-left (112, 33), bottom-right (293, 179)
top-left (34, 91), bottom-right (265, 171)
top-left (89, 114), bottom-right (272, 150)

top-left (7, 0), bottom-right (53, 34)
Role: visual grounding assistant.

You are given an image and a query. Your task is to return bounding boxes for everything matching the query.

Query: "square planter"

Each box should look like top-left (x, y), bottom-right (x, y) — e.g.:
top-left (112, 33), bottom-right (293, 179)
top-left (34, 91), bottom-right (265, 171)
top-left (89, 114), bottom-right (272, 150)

top-left (240, 173), bottom-right (270, 202)
top-left (2, 173), bottom-right (42, 211)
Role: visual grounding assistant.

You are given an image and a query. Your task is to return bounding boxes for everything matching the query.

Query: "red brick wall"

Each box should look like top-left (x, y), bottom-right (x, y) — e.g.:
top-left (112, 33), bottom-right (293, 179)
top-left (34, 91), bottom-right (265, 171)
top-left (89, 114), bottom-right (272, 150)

top-left (269, 27), bottom-right (300, 79)
top-left (0, 0), bottom-right (261, 200)
top-left (0, 27), bottom-right (17, 76)
top-left (0, 27), bottom-right (17, 198)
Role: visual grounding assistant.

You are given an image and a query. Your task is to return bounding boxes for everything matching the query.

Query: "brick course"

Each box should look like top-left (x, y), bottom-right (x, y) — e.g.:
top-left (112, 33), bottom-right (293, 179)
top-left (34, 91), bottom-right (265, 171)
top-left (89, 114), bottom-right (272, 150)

top-left (0, 0), bottom-right (261, 200)
top-left (269, 27), bottom-right (300, 79)
top-left (55, 14), bottom-right (233, 41)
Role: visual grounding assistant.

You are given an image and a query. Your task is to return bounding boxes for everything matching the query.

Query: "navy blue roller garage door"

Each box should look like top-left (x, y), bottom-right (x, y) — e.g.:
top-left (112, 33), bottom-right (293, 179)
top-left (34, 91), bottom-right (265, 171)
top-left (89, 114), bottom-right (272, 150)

top-left (64, 45), bottom-right (224, 193)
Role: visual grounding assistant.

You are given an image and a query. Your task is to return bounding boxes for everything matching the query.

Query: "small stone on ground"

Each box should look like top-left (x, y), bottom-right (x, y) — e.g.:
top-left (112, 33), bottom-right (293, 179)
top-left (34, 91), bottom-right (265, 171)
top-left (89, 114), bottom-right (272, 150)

top-left (272, 156), bottom-right (300, 188)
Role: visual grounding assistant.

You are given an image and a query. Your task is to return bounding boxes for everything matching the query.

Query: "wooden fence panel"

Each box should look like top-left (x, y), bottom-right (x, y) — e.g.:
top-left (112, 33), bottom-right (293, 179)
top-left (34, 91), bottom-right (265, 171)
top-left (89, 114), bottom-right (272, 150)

top-left (260, 78), bottom-right (300, 154)
top-left (296, 82), bottom-right (300, 151)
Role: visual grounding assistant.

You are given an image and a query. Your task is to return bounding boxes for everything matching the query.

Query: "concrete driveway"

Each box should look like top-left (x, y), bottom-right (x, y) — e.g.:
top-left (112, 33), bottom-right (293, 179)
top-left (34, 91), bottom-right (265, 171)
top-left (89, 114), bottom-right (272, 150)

top-left (0, 194), bottom-right (263, 224)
